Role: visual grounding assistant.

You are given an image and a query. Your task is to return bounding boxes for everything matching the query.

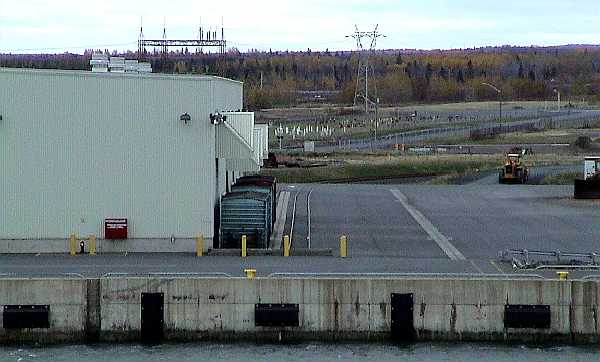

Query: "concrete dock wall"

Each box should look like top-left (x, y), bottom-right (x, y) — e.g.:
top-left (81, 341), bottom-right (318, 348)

top-left (2, 277), bottom-right (600, 344)
top-left (0, 278), bottom-right (87, 344)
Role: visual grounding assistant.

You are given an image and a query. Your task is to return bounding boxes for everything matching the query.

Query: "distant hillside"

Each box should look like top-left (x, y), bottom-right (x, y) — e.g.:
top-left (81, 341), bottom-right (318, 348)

top-left (2, 45), bottom-right (600, 110)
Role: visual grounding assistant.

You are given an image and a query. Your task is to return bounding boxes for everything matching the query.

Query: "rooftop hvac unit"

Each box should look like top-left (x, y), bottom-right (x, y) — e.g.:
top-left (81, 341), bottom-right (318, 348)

top-left (125, 59), bottom-right (139, 72)
top-left (90, 59), bottom-right (109, 66)
top-left (89, 55), bottom-right (151, 73)
top-left (137, 62), bottom-right (152, 73)
top-left (90, 53), bottom-right (109, 72)
top-left (91, 53), bottom-right (109, 61)
top-left (109, 57), bottom-right (125, 72)
top-left (91, 66), bottom-right (109, 73)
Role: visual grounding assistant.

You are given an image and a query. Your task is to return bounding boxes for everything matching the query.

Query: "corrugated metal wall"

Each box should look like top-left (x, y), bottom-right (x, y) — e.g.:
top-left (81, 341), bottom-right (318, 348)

top-left (253, 127), bottom-right (264, 166)
top-left (226, 158), bottom-right (260, 173)
top-left (256, 124), bottom-right (269, 156)
top-left (222, 112), bottom-right (254, 147)
top-left (218, 112), bottom-right (259, 172)
top-left (0, 69), bottom-right (242, 239)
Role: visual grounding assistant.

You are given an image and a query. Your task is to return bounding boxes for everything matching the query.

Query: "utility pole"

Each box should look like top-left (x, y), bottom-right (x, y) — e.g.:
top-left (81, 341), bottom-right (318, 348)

top-left (346, 25), bottom-right (385, 114)
top-left (482, 82), bottom-right (502, 122)
top-left (375, 97), bottom-right (379, 141)
top-left (162, 17), bottom-right (167, 57)
top-left (198, 17), bottom-right (203, 54)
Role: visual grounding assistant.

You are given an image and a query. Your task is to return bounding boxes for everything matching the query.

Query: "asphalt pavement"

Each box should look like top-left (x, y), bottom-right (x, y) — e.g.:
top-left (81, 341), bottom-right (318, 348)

top-left (281, 182), bottom-right (600, 259)
top-left (3, 169), bottom-right (600, 279)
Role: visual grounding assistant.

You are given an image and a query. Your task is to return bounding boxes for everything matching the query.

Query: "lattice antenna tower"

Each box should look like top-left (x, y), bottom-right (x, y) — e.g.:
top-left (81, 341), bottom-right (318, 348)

top-left (221, 17), bottom-right (225, 53)
top-left (138, 17), bottom-right (145, 58)
top-left (346, 25), bottom-right (385, 113)
top-left (162, 17), bottom-right (167, 56)
top-left (199, 18), bottom-right (203, 53)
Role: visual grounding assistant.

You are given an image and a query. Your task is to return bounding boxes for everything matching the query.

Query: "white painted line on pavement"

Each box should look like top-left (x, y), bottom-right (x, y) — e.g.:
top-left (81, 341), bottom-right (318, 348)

top-left (289, 191), bottom-right (299, 248)
top-left (307, 188), bottom-right (314, 249)
top-left (470, 260), bottom-right (484, 274)
top-left (271, 191), bottom-right (291, 250)
top-left (390, 189), bottom-right (466, 261)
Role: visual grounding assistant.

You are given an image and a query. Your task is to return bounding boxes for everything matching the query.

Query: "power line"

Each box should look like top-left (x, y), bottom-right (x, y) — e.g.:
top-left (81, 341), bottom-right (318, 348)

top-left (346, 25), bottom-right (386, 113)
top-left (137, 18), bottom-right (226, 60)
top-left (1, 42), bottom-right (137, 53)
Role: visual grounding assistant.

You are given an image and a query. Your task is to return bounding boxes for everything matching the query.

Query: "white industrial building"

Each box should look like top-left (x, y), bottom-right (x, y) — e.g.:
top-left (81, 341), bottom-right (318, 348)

top-left (0, 67), bottom-right (267, 252)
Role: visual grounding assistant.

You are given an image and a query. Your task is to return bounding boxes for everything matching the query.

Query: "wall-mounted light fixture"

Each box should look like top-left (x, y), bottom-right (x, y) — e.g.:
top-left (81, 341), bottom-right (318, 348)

top-left (179, 113), bottom-right (191, 125)
top-left (209, 112), bottom-right (227, 125)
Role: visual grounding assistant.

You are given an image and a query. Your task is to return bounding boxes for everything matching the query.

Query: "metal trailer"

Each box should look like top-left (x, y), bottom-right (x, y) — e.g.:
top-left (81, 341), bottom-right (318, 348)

top-left (230, 184), bottom-right (273, 235)
top-left (220, 191), bottom-right (270, 249)
top-left (234, 175), bottom-right (277, 228)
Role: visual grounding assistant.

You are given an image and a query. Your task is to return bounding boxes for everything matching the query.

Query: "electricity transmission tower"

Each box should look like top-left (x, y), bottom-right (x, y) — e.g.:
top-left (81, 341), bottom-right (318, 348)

top-left (346, 25), bottom-right (385, 113)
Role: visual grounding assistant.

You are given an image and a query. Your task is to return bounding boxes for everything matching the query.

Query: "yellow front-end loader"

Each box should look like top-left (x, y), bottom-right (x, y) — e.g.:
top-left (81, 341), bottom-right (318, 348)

top-left (499, 148), bottom-right (529, 184)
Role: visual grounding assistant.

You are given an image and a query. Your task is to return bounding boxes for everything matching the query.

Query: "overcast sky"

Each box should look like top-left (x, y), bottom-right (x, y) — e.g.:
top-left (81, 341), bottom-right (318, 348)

top-left (0, 0), bottom-right (599, 53)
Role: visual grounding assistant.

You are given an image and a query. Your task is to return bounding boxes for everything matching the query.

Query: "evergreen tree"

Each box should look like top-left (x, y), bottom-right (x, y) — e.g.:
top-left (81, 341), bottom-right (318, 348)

top-left (456, 68), bottom-right (465, 83)
top-left (395, 53), bottom-right (403, 65)
top-left (518, 62), bottom-right (525, 78)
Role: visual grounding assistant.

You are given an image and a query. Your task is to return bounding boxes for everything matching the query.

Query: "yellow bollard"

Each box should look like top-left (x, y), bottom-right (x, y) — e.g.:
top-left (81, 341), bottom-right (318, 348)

top-left (244, 268), bottom-right (257, 279)
top-left (557, 271), bottom-right (569, 280)
top-left (340, 235), bottom-right (348, 258)
top-left (196, 234), bottom-right (204, 257)
top-left (283, 235), bottom-right (290, 257)
top-left (89, 235), bottom-right (96, 255)
top-left (69, 234), bottom-right (77, 256)
top-left (241, 235), bottom-right (247, 257)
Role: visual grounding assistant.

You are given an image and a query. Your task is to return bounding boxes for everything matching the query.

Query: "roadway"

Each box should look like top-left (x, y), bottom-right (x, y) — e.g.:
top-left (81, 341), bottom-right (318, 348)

top-left (283, 182), bottom-right (600, 259)
top-left (276, 173), bottom-right (600, 278)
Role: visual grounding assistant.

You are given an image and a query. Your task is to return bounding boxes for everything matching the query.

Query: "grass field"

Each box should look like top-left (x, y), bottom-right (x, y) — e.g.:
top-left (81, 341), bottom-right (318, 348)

top-left (260, 153), bottom-right (582, 184)
top-left (540, 172), bottom-right (582, 185)
top-left (258, 101), bottom-right (574, 121)
top-left (264, 101), bottom-right (589, 148)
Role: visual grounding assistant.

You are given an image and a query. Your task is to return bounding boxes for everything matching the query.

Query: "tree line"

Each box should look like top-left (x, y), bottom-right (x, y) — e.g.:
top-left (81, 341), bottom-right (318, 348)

top-left (2, 45), bottom-right (600, 110)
